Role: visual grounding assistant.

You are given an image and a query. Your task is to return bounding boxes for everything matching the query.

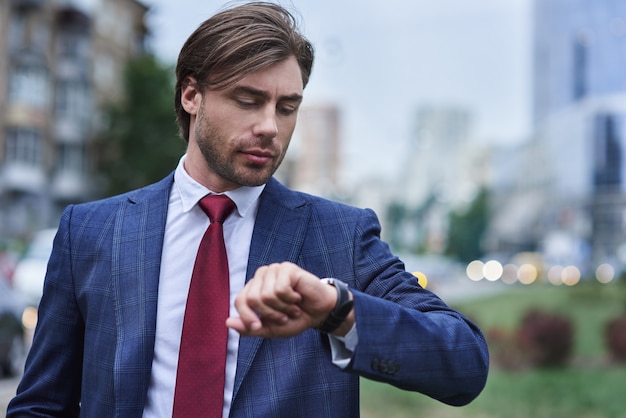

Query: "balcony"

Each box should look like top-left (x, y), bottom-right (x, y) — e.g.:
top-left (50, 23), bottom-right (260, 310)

top-left (54, 116), bottom-right (88, 143)
top-left (51, 169), bottom-right (88, 200)
top-left (1, 162), bottom-right (46, 193)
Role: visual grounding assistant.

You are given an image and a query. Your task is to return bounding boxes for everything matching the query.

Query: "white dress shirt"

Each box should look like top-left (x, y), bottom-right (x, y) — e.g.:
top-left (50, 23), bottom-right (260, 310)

top-left (143, 155), bottom-right (356, 418)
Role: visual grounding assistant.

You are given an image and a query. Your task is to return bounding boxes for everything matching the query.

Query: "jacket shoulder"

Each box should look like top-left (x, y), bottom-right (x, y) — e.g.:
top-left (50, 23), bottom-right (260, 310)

top-left (59, 173), bottom-right (174, 228)
top-left (72, 174), bottom-right (173, 210)
top-left (263, 177), bottom-right (366, 216)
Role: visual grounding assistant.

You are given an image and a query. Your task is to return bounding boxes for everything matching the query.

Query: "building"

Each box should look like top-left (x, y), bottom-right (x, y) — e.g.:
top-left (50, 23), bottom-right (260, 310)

top-left (533, 0), bottom-right (626, 126)
top-left (488, 0), bottom-right (626, 274)
top-left (280, 104), bottom-right (343, 199)
top-left (405, 106), bottom-right (474, 208)
top-left (0, 0), bottom-right (148, 242)
top-left (391, 105), bottom-right (491, 254)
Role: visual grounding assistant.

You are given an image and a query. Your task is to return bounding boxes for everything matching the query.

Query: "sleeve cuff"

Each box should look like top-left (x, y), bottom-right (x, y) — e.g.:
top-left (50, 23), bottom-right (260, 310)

top-left (328, 323), bottom-right (358, 369)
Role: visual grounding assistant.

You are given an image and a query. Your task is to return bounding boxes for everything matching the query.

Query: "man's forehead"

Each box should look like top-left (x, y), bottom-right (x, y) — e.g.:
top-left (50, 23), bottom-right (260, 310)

top-left (226, 58), bottom-right (303, 96)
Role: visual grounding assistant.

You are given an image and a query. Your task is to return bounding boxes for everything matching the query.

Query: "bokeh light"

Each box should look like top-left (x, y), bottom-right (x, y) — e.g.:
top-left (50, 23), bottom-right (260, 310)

top-left (562, 266), bottom-right (581, 286)
top-left (483, 260), bottom-right (503, 281)
top-left (547, 265), bottom-right (564, 286)
top-left (595, 263), bottom-right (615, 284)
top-left (412, 271), bottom-right (428, 288)
top-left (22, 306), bottom-right (38, 330)
top-left (466, 260), bottom-right (485, 281)
top-left (517, 263), bottom-right (538, 285)
top-left (501, 264), bottom-right (518, 284)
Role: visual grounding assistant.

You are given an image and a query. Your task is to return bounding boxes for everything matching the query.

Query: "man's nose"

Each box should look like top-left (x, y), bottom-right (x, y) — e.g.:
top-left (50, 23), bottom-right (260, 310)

top-left (252, 107), bottom-right (278, 138)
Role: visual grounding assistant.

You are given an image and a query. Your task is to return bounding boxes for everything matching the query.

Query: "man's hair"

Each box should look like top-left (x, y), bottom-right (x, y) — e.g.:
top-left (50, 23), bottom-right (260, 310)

top-left (174, 1), bottom-right (315, 141)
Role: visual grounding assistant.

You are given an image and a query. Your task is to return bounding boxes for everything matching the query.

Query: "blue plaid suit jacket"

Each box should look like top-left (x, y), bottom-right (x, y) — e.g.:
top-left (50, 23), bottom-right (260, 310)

top-left (8, 174), bottom-right (488, 417)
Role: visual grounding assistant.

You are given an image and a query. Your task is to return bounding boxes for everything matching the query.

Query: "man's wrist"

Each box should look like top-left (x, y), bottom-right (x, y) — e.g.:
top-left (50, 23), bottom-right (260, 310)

top-left (318, 278), bottom-right (354, 334)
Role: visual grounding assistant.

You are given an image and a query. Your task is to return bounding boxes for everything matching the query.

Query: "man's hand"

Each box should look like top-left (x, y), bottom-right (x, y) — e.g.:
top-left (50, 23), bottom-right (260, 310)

top-left (225, 262), bottom-right (353, 338)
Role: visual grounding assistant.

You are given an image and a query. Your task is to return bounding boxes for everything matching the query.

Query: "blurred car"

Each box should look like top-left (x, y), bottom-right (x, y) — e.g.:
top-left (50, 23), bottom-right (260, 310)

top-left (13, 228), bottom-right (57, 307)
top-left (0, 274), bottom-right (33, 377)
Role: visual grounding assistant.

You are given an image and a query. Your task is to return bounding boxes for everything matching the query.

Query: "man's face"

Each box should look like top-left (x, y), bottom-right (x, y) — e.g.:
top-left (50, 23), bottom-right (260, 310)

top-left (183, 56), bottom-right (304, 192)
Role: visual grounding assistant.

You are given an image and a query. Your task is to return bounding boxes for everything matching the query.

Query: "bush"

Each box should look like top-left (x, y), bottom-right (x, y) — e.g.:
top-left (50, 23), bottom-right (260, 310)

top-left (517, 309), bottom-right (574, 368)
top-left (486, 327), bottom-right (526, 371)
top-left (605, 315), bottom-right (626, 363)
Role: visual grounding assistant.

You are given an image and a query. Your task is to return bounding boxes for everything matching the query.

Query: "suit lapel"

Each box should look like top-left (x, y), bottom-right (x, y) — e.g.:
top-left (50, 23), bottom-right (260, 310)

top-left (232, 178), bottom-right (311, 403)
top-left (111, 174), bottom-right (172, 415)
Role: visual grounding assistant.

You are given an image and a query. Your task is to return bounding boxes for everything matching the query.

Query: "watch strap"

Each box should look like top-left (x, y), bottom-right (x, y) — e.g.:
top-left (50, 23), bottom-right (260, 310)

top-left (318, 278), bottom-right (354, 334)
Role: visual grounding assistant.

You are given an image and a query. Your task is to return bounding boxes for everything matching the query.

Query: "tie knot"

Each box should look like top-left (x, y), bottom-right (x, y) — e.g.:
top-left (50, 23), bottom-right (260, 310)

top-left (198, 194), bottom-right (236, 224)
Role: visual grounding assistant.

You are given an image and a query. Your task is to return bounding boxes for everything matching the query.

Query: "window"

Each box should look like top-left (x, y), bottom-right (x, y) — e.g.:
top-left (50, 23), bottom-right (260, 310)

top-left (8, 13), bottom-right (25, 50)
top-left (8, 64), bottom-right (50, 108)
top-left (55, 80), bottom-right (90, 121)
top-left (56, 143), bottom-right (85, 173)
top-left (33, 20), bottom-right (50, 51)
top-left (4, 128), bottom-right (43, 166)
top-left (593, 114), bottom-right (622, 188)
top-left (57, 29), bottom-right (90, 61)
top-left (572, 34), bottom-right (588, 101)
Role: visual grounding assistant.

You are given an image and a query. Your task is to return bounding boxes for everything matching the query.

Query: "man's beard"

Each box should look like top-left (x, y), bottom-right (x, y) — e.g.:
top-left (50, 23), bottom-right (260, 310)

top-left (194, 111), bottom-right (287, 188)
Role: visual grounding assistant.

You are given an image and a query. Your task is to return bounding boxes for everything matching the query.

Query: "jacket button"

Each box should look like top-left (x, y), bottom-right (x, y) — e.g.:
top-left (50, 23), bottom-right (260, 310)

top-left (371, 357), bottom-right (380, 372)
top-left (371, 357), bottom-right (400, 375)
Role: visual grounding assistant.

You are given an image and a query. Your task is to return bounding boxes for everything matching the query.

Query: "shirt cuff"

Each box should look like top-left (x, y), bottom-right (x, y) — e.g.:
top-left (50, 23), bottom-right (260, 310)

top-left (328, 323), bottom-right (358, 369)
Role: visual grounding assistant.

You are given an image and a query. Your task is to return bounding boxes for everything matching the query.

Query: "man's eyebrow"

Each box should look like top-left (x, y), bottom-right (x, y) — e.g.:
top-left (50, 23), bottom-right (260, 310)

top-left (232, 86), bottom-right (303, 103)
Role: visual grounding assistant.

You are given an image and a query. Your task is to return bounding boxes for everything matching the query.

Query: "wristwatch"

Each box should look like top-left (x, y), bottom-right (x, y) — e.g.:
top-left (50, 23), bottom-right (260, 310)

top-left (318, 278), bottom-right (354, 334)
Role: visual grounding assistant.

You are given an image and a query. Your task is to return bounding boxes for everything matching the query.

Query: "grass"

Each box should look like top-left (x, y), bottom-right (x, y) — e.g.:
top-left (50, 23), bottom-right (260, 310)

top-left (361, 367), bottom-right (626, 418)
top-left (360, 281), bottom-right (626, 418)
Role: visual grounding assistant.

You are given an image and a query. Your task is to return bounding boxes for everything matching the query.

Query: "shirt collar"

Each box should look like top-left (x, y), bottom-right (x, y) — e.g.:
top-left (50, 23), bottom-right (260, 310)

top-left (173, 154), bottom-right (265, 217)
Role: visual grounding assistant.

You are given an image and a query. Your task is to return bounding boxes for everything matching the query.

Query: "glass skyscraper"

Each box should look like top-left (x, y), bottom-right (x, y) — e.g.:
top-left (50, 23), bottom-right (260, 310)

top-left (534, 0), bottom-right (626, 126)
top-left (490, 0), bottom-right (626, 273)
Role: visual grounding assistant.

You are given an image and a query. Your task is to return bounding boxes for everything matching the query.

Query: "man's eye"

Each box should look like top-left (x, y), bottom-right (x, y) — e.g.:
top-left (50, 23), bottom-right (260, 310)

top-left (235, 98), bottom-right (258, 108)
top-left (278, 106), bottom-right (297, 116)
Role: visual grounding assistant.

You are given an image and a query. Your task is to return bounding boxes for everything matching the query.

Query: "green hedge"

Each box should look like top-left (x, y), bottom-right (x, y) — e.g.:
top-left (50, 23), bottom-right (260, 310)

top-left (360, 282), bottom-right (626, 418)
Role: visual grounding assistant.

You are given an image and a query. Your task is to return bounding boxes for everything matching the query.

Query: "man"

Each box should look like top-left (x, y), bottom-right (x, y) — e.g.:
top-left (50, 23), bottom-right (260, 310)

top-left (7, 2), bottom-right (489, 417)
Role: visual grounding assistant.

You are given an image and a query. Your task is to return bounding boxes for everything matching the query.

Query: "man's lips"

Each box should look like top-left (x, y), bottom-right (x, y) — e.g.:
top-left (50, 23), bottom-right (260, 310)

top-left (240, 149), bottom-right (275, 165)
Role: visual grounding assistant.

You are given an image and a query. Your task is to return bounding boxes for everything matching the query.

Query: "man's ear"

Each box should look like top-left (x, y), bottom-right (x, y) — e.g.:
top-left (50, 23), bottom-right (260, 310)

top-left (181, 76), bottom-right (202, 115)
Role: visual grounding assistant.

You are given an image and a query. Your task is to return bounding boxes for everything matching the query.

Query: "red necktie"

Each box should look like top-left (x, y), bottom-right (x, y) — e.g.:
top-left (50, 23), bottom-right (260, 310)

top-left (173, 194), bottom-right (236, 418)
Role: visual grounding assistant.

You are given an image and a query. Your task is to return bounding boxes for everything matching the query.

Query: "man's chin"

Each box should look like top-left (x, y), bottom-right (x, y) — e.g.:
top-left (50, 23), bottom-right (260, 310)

top-left (233, 170), bottom-right (275, 187)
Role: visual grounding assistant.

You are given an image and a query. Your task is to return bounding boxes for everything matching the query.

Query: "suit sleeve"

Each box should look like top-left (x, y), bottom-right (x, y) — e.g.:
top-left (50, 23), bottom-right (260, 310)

top-left (7, 206), bottom-right (83, 418)
top-left (346, 208), bottom-right (489, 406)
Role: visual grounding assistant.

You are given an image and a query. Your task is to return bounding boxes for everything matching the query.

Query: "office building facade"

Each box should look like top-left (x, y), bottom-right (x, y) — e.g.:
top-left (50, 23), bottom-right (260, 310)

top-left (0, 0), bottom-right (148, 241)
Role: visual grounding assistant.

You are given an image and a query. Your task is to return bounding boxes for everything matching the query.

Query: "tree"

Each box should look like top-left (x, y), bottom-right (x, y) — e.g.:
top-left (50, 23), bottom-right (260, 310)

top-left (95, 54), bottom-right (185, 197)
top-left (445, 187), bottom-right (489, 263)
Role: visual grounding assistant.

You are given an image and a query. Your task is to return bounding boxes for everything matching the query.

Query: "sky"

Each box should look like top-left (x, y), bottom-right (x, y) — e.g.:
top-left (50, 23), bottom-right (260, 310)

top-left (143, 0), bottom-right (532, 183)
